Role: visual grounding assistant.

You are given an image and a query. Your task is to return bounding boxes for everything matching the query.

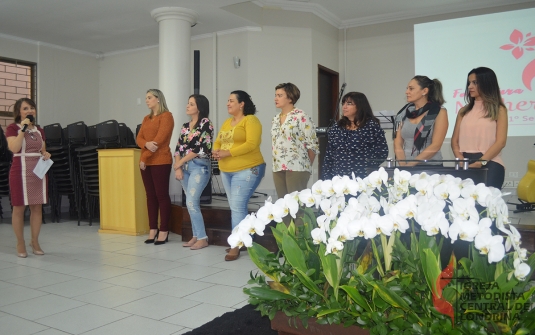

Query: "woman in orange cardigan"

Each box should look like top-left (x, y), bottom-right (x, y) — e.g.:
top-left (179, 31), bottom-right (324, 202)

top-left (136, 89), bottom-right (174, 245)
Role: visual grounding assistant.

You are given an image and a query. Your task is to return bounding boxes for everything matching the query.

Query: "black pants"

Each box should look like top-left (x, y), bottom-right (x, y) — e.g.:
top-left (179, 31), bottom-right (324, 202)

top-left (462, 152), bottom-right (505, 189)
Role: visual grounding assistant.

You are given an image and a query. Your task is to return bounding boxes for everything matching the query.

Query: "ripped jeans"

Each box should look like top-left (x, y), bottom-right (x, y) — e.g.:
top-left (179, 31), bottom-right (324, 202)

top-left (221, 163), bottom-right (266, 230)
top-left (180, 158), bottom-right (211, 240)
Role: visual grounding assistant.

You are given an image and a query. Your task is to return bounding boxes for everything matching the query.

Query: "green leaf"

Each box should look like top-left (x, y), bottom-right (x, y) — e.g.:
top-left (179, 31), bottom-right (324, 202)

top-left (421, 248), bottom-right (441, 297)
top-left (293, 268), bottom-right (324, 299)
top-left (371, 238), bottom-right (385, 277)
top-left (244, 287), bottom-right (294, 301)
top-left (288, 220), bottom-right (296, 237)
top-left (248, 242), bottom-right (279, 282)
top-left (282, 234), bottom-right (307, 274)
top-left (318, 244), bottom-right (343, 300)
top-left (271, 225), bottom-right (284, 249)
top-left (340, 285), bottom-right (372, 312)
top-left (359, 274), bottom-right (411, 310)
top-left (316, 308), bottom-right (343, 317)
top-left (509, 286), bottom-right (535, 326)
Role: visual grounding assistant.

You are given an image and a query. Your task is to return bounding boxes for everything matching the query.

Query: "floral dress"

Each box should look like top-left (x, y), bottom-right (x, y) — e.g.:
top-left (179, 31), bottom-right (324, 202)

top-left (271, 108), bottom-right (319, 173)
top-left (175, 118), bottom-right (213, 159)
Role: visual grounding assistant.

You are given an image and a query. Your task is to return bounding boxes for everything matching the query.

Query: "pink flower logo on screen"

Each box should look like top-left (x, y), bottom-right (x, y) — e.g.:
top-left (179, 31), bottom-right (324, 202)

top-left (501, 29), bottom-right (535, 90)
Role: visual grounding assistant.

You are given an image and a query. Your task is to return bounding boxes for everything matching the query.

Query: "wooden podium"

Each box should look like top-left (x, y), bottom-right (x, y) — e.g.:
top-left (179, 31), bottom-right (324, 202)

top-left (98, 148), bottom-right (149, 235)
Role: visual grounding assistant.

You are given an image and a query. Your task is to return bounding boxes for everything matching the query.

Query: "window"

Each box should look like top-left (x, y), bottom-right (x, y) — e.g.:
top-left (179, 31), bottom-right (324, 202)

top-left (0, 57), bottom-right (36, 129)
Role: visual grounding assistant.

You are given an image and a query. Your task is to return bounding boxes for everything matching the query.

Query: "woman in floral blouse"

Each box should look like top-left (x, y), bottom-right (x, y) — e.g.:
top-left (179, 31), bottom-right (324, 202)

top-left (321, 92), bottom-right (388, 180)
top-left (174, 94), bottom-right (213, 250)
top-left (271, 83), bottom-right (319, 200)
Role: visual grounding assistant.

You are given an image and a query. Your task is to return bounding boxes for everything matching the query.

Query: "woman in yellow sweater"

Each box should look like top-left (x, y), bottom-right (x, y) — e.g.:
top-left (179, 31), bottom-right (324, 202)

top-left (213, 90), bottom-right (265, 261)
top-left (136, 89), bottom-right (174, 245)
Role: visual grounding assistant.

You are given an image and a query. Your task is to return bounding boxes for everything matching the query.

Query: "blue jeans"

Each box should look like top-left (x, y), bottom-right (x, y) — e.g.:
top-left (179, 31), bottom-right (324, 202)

top-left (180, 158), bottom-right (211, 240)
top-left (221, 163), bottom-right (266, 230)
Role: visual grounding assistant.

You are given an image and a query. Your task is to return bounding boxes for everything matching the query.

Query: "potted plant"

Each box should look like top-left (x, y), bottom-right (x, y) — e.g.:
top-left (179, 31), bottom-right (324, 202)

top-left (228, 168), bottom-right (535, 335)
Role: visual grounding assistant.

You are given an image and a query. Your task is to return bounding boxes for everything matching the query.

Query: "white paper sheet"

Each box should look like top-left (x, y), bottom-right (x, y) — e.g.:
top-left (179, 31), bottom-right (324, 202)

top-left (33, 158), bottom-right (54, 179)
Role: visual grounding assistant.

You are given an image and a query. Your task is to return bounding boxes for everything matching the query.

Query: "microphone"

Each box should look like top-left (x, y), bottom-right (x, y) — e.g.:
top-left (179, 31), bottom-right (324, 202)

top-left (22, 115), bottom-right (34, 132)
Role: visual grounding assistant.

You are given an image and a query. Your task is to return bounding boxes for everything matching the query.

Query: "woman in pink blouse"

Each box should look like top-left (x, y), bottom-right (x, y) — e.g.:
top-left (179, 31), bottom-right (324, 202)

top-left (271, 83), bottom-right (319, 200)
top-left (451, 67), bottom-right (508, 189)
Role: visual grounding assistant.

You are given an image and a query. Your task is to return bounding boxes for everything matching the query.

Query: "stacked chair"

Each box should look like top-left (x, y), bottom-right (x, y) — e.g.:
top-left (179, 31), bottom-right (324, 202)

top-left (0, 160), bottom-right (10, 219)
top-left (43, 123), bottom-right (72, 223)
top-left (0, 126), bottom-right (12, 218)
top-left (41, 120), bottom-right (136, 225)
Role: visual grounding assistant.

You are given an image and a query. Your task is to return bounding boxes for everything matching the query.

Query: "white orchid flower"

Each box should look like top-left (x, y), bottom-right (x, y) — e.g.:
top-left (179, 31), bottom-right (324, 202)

top-left (393, 168), bottom-right (411, 192)
top-left (448, 197), bottom-right (479, 223)
top-left (515, 248), bottom-right (528, 261)
top-left (376, 214), bottom-right (394, 236)
top-left (237, 214), bottom-right (266, 236)
top-left (461, 183), bottom-right (491, 207)
top-left (331, 195), bottom-right (346, 212)
top-left (257, 200), bottom-right (285, 223)
top-left (316, 215), bottom-right (331, 232)
top-left (367, 168), bottom-right (388, 191)
top-left (433, 181), bottom-right (461, 200)
top-left (358, 193), bottom-right (381, 216)
top-left (514, 258), bottom-right (531, 281)
top-left (362, 215), bottom-right (378, 239)
top-left (325, 237), bottom-right (344, 255)
top-left (331, 217), bottom-right (351, 242)
top-left (298, 189), bottom-right (320, 208)
top-left (321, 179), bottom-right (335, 198)
top-left (421, 214), bottom-right (449, 237)
top-left (274, 195), bottom-right (299, 220)
top-left (320, 198), bottom-right (338, 220)
top-left (474, 232), bottom-right (505, 263)
top-left (227, 230), bottom-right (253, 248)
top-left (311, 180), bottom-right (325, 197)
top-left (477, 217), bottom-right (493, 236)
top-left (504, 225), bottom-right (522, 252)
top-left (389, 207), bottom-right (410, 233)
top-left (342, 198), bottom-right (365, 220)
top-left (311, 227), bottom-right (327, 245)
top-left (332, 175), bottom-right (360, 196)
top-left (347, 217), bottom-right (365, 239)
top-left (414, 177), bottom-right (434, 199)
top-left (394, 194), bottom-right (418, 219)
top-left (449, 218), bottom-right (479, 243)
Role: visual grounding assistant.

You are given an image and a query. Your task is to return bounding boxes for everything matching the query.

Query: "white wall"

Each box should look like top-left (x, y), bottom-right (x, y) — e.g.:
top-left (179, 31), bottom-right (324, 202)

top-left (98, 47), bottom-right (159, 131)
top-left (0, 36), bottom-right (99, 127)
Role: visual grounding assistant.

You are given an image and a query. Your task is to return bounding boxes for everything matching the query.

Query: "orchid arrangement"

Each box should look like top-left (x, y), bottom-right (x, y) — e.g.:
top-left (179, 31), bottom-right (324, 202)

top-left (229, 168), bottom-right (535, 335)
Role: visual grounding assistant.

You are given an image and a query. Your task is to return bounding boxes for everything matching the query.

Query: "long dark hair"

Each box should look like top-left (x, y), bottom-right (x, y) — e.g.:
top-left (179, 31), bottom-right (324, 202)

top-left (412, 76), bottom-right (445, 105)
top-left (13, 98), bottom-right (36, 123)
top-left (230, 90), bottom-right (257, 115)
top-left (189, 94), bottom-right (209, 129)
top-left (460, 67), bottom-right (505, 120)
top-left (338, 92), bottom-right (379, 129)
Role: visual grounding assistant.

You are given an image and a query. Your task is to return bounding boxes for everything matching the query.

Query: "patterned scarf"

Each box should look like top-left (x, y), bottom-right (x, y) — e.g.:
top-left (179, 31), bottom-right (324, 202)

top-left (396, 102), bottom-right (441, 154)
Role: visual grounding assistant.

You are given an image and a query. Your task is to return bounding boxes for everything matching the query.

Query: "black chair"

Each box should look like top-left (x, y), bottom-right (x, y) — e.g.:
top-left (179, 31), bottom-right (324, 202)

top-left (118, 123), bottom-right (137, 148)
top-left (96, 120), bottom-right (121, 149)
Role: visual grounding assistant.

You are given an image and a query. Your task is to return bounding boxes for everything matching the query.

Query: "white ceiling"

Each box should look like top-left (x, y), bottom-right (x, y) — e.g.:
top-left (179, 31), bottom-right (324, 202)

top-left (0, 0), bottom-right (533, 55)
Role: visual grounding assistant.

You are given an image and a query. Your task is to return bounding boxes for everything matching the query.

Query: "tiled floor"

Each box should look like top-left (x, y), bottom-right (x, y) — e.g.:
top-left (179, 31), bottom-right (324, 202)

top-left (0, 188), bottom-right (533, 335)
top-left (0, 218), bottom-right (257, 335)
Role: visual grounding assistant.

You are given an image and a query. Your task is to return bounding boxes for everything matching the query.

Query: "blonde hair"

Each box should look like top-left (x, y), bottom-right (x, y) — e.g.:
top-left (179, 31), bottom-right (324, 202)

top-left (146, 89), bottom-right (169, 118)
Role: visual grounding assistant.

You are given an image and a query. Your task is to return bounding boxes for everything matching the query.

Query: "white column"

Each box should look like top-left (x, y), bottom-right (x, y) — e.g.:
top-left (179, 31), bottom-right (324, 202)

top-left (151, 7), bottom-right (198, 200)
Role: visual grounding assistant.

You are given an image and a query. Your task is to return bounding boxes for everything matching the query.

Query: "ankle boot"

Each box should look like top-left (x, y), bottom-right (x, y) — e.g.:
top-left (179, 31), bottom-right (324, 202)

top-left (224, 247), bottom-right (240, 261)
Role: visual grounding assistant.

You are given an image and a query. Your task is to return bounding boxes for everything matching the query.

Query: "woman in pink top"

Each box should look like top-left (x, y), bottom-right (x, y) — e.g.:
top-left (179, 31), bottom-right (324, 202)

top-left (451, 67), bottom-right (508, 189)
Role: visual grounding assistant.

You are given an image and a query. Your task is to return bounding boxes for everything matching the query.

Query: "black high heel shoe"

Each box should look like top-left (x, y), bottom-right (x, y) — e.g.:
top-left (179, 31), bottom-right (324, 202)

top-left (154, 231), bottom-right (169, 245)
top-left (144, 229), bottom-right (159, 244)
